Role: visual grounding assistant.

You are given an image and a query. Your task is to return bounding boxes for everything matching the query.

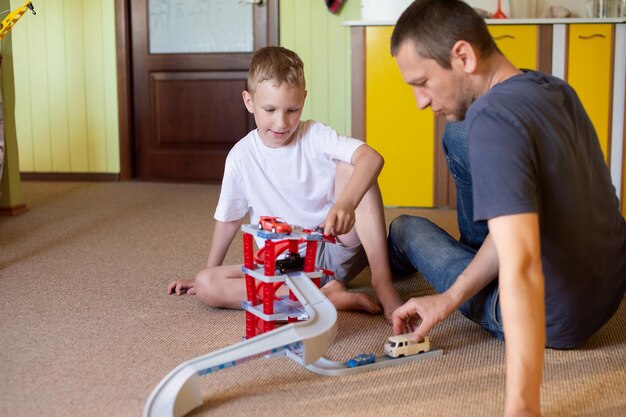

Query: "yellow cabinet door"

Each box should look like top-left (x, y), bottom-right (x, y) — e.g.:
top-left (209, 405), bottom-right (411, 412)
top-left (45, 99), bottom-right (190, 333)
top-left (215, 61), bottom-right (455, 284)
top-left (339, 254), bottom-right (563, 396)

top-left (365, 26), bottom-right (434, 207)
top-left (567, 24), bottom-right (613, 163)
top-left (488, 25), bottom-right (538, 70)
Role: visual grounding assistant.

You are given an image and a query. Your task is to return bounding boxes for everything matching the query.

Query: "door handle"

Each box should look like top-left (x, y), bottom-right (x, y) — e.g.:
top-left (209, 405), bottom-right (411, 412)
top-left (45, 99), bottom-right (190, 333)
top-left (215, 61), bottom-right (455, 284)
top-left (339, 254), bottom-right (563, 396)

top-left (239, 0), bottom-right (264, 5)
top-left (578, 34), bottom-right (606, 40)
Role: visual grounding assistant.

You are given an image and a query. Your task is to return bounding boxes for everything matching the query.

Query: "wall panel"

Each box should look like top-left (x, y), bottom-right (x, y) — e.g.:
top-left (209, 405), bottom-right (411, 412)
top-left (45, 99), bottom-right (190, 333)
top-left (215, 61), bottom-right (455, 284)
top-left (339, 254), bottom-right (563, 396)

top-left (8, 0), bottom-right (33, 171)
top-left (279, 0), bottom-right (359, 137)
top-left (46, 0), bottom-right (71, 172)
top-left (102, 0), bottom-right (120, 173)
top-left (11, 0), bottom-right (119, 174)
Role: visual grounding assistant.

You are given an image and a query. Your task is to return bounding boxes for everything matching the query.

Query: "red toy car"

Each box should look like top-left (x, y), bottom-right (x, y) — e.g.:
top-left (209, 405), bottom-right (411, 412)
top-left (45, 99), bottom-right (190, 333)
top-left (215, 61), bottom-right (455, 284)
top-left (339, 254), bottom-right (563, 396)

top-left (258, 216), bottom-right (292, 234)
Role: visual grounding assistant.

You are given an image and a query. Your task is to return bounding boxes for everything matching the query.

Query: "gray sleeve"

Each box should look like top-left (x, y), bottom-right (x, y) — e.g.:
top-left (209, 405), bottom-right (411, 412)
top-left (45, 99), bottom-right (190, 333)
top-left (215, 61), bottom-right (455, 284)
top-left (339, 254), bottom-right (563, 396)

top-left (467, 108), bottom-right (539, 222)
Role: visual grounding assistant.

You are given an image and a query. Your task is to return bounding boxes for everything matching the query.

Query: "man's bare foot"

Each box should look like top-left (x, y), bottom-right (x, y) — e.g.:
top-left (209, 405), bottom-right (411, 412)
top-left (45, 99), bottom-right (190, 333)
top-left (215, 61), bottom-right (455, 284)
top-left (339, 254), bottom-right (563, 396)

top-left (321, 280), bottom-right (382, 314)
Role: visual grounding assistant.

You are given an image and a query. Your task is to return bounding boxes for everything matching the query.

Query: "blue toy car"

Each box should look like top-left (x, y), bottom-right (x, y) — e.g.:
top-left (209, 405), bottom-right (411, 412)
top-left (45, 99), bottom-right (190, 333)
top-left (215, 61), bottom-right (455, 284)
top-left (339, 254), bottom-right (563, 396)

top-left (345, 353), bottom-right (376, 368)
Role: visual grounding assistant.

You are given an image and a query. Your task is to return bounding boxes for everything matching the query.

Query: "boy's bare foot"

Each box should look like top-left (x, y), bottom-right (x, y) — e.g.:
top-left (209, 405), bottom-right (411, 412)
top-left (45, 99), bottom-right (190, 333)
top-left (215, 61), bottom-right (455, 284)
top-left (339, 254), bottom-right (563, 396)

top-left (321, 280), bottom-right (382, 314)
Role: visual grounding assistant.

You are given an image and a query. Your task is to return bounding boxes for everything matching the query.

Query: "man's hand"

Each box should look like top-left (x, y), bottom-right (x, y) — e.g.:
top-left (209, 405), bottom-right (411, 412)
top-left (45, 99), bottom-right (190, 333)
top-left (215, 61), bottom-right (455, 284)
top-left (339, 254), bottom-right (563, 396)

top-left (391, 293), bottom-right (456, 341)
top-left (167, 279), bottom-right (196, 295)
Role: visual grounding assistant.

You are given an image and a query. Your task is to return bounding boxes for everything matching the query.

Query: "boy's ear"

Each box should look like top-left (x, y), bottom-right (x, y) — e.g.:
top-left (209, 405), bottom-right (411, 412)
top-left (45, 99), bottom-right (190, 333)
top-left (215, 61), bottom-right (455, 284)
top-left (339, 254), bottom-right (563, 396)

top-left (242, 90), bottom-right (254, 113)
top-left (451, 40), bottom-right (477, 74)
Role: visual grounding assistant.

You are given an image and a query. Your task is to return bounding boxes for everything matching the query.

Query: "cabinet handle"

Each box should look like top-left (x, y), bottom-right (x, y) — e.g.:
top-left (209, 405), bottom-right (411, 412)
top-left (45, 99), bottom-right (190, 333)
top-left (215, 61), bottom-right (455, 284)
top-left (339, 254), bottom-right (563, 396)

top-left (578, 34), bottom-right (606, 39)
top-left (493, 35), bottom-right (515, 40)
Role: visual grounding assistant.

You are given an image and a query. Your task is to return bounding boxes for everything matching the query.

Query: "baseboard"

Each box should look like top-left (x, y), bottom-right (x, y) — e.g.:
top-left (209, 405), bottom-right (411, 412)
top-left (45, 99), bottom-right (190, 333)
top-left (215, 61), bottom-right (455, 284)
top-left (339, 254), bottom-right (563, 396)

top-left (0, 203), bottom-right (28, 216)
top-left (20, 172), bottom-right (120, 182)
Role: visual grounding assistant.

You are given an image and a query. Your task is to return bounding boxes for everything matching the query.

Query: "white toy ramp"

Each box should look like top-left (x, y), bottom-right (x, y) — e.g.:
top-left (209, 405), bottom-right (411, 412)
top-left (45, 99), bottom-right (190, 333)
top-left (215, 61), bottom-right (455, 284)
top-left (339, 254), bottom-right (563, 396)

top-left (143, 273), bottom-right (337, 417)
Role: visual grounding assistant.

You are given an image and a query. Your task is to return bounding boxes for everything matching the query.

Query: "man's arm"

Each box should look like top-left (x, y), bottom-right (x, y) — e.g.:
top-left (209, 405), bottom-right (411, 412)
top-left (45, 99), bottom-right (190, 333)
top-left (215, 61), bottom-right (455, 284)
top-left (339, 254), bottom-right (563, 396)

top-left (392, 234), bottom-right (500, 338)
top-left (323, 144), bottom-right (383, 236)
top-left (489, 213), bottom-right (544, 417)
top-left (206, 218), bottom-right (244, 268)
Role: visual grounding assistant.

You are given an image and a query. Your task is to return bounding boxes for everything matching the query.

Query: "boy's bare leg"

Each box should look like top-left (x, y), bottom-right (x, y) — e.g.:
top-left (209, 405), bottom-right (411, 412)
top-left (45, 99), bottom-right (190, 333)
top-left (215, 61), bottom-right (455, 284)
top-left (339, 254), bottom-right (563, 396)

top-left (335, 162), bottom-right (404, 322)
top-left (192, 265), bottom-right (249, 309)
top-left (194, 264), bottom-right (380, 313)
top-left (321, 280), bottom-right (382, 313)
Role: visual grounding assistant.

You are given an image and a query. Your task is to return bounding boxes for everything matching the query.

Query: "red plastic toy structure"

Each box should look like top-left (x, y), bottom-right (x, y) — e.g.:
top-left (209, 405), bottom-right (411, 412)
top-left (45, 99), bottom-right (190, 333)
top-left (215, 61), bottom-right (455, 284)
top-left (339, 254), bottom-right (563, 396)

top-left (241, 220), bottom-right (335, 339)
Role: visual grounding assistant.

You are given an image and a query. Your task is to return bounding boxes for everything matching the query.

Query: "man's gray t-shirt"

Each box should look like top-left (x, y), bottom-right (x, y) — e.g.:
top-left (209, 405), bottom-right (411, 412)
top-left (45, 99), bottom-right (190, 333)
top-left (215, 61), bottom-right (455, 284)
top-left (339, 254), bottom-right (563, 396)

top-left (466, 70), bottom-right (626, 348)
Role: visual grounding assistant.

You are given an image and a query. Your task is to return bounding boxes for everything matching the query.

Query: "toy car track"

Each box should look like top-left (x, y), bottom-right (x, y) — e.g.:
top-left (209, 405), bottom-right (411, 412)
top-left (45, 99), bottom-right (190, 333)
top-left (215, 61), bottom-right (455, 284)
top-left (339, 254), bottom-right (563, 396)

top-left (295, 350), bottom-right (444, 377)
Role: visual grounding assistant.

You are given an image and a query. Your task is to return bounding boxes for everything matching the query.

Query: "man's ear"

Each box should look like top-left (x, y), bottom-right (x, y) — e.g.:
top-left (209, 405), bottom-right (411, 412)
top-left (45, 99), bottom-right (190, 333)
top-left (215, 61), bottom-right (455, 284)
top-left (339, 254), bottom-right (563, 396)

top-left (451, 40), bottom-right (477, 74)
top-left (242, 90), bottom-right (254, 113)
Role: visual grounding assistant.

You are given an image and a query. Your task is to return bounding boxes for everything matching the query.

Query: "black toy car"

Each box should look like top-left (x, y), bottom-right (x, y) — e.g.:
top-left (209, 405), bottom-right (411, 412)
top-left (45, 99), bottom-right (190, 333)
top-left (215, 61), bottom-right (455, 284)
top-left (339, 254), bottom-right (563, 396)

top-left (275, 252), bottom-right (305, 273)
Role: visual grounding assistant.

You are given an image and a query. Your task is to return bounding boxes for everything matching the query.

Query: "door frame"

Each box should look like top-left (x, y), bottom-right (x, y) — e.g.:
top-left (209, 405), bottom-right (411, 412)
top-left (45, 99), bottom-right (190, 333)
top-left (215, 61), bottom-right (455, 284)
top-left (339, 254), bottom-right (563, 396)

top-left (114, 0), bottom-right (279, 180)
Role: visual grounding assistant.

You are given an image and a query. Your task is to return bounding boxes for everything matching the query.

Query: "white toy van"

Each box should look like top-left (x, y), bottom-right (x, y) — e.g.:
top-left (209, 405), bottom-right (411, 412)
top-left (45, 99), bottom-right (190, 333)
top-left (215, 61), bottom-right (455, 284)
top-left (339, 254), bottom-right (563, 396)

top-left (384, 333), bottom-right (430, 358)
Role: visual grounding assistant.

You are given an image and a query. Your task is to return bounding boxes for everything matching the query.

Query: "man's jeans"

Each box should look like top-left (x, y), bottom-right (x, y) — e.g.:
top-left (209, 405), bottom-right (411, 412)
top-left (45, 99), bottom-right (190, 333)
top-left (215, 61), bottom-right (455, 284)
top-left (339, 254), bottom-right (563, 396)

top-left (388, 121), bottom-right (504, 340)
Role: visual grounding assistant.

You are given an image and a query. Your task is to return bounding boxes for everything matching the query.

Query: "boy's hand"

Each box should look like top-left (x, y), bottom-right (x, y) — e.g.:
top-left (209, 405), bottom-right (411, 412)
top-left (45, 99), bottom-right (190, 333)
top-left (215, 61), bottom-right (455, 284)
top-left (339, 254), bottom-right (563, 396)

top-left (321, 201), bottom-right (355, 236)
top-left (167, 279), bottom-right (196, 296)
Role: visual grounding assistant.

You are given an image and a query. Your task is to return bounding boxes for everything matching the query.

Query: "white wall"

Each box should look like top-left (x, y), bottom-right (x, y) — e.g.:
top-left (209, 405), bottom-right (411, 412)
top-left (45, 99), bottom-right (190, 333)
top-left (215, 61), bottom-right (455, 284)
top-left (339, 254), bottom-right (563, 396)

top-left (360, 0), bottom-right (412, 20)
top-left (468, 0), bottom-right (586, 17)
top-left (360, 0), bottom-right (588, 20)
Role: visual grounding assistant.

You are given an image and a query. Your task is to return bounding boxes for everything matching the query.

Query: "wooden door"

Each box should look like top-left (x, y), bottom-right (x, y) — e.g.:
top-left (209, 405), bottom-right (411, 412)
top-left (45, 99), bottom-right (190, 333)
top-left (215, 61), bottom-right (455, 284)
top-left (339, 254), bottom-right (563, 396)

top-left (129, 0), bottom-right (278, 182)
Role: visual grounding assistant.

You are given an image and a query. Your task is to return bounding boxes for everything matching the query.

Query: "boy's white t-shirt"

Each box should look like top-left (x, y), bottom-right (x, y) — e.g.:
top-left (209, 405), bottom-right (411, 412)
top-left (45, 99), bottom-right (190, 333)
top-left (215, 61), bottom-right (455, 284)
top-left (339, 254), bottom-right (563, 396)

top-left (214, 120), bottom-right (365, 234)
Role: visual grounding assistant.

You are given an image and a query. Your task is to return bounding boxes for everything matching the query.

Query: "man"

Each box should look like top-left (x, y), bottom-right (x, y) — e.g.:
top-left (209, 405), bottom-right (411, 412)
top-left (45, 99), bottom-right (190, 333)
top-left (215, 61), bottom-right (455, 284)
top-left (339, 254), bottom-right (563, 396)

top-left (387, 1), bottom-right (626, 416)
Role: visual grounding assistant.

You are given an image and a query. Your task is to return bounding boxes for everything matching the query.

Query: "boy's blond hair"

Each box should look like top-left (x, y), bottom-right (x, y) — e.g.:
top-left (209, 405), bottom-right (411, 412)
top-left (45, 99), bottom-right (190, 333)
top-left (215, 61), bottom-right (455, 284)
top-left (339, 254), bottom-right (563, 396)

top-left (247, 46), bottom-right (306, 94)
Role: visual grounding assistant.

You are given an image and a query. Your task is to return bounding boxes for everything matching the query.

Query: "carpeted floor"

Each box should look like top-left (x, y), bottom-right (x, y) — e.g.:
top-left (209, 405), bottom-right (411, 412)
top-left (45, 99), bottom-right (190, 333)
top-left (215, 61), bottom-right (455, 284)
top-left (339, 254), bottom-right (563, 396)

top-left (1, 181), bottom-right (625, 417)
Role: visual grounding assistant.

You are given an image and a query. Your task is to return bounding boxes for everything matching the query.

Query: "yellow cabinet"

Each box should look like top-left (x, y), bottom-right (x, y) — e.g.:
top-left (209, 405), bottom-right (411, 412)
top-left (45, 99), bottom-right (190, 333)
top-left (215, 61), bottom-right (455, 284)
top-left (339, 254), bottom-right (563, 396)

top-left (567, 24), bottom-right (613, 163)
top-left (488, 25), bottom-right (538, 70)
top-left (365, 26), bottom-right (434, 207)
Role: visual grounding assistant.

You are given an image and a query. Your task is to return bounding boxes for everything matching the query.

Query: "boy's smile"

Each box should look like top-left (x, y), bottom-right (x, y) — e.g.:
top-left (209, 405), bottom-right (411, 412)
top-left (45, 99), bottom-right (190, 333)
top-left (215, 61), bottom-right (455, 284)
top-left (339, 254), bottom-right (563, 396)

top-left (242, 81), bottom-right (307, 148)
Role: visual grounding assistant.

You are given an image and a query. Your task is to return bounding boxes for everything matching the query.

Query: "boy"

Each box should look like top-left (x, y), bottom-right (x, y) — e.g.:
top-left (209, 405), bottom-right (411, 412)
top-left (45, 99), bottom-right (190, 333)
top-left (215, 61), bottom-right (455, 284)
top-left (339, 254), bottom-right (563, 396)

top-left (168, 46), bottom-right (403, 321)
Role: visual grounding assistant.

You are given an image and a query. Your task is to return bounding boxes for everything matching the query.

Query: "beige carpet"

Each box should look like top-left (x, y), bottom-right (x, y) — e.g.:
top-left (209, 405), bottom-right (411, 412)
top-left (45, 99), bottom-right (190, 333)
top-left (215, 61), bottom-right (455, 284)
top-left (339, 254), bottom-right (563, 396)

top-left (1, 181), bottom-right (625, 417)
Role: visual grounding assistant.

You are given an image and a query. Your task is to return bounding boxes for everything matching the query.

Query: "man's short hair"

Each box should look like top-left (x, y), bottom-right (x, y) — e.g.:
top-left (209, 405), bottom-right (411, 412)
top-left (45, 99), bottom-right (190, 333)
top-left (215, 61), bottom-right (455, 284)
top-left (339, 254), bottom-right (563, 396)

top-left (247, 46), bottom-right (306, 94)
top-left (390, 0), bottom-right (499, 69)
